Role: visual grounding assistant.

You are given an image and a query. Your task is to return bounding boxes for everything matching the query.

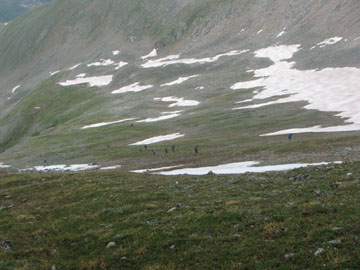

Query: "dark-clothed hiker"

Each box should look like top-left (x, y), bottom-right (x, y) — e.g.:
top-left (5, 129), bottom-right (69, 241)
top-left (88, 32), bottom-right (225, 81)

top-left (165, 148), bottom-right (169, 154)
top-left (144, 145), bottom-right (147, 150)
top-left (152, 148), bottom-right (156, 155)
top-left (172, 145), bottom-right (175, 153)
top-left (288, 133), bottom-right (293, 141)
top-left (194, 146), bottom-right (198, 154)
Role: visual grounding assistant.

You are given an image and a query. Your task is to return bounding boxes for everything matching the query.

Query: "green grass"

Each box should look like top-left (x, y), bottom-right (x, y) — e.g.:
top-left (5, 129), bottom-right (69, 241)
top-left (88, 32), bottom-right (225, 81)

top-left (1, 161), bottom-right (360, 269)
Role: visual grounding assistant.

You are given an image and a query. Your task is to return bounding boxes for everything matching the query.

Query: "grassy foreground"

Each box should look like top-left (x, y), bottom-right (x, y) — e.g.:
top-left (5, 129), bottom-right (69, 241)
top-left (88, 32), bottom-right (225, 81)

top-left (1, 162), bottom-right (360, 269)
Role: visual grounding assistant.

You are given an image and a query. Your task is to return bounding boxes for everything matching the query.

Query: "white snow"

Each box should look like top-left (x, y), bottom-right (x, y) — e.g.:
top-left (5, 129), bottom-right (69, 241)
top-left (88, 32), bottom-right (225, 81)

top-left (311, 37), bottom-right (343, 50)
top-left (59, 75), bottom-right (113, 87)
top-left (87, 59), bottom-right (115, 67)
top-left (156, 161), bottom-right (342, 175)
top-left (112, 50), bottom-right (120, 56)
top-left (196, 86), bottom-right (205, 90)
top-left (49, 70), bottom-right (60, 76)
top-left (68, 63), bottom-right (81, 70)
top-left (100, 165), bottom-right (121, 170)
top-left (131, 165), bottom-right (184, 173)
top-left (76, 73), bottom-right (86, 78)
top-left (111, 82), bottom-right (153, 94)
top-left (115, 61), bottom-right (128, 70)
top-left (231, 44), bottom-right (360, 134)
top-left (34, 107), bottom-right (41, 110)
top-left (142, 50), bottom-right (248, 68)
top-left (355, 37), bottom-right (360, 41)
top-left (0, 163), bottom-right (11, 168)
top-left (81, 118), bottom-right (136, 129)
top-left (161, 75), bottom-right (199, 86)
top-left (4, 23), bottom-right (8, 26)
top-left (276, 31), bottom-right (286, 38)
top-left (129, 133), bottom-right (185, 146)
top-left (87, 59), bottom-right (128, 70)
top-left (141, 49), bottom-right (157, 59)
top-left (136, 113), bottom-right (181, 123)
top-left (236, 99), bottom-right (253, 104)
top-left (33, 164), bottom-right (98, 172)
top-left (11, 85), bottom-right (20, 93)
top-left (154, 96), bottom-right (200, 107)
top-left (257, 29), bottom-right (263, 35)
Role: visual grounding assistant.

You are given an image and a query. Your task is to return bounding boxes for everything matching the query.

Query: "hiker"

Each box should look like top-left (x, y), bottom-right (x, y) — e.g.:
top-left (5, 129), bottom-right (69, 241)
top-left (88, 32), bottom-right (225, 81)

top-left (144, 145), bottom-right (147, 150)
top-left (288, 133), bottom-right (293, 141)
top-left (194, 145), bottom-right (198, 154)
top-left (152, 148), bottom-right (156, 155)
top-left (172, 145), bottom-right (175, 153)
top-left (165, 148), bottom-right (169, 154)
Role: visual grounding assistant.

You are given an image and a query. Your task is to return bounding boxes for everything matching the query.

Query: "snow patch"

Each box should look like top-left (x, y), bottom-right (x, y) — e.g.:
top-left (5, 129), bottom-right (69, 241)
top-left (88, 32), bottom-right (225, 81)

top-left (154, 96), bottom-right (200, 107)
top-left (161, 75), bottom-right (199, 86)
top-left (111, 82), bottom-right (153, 94)
top-left (11, 85), bottom-right (20, 93)
top-left (129, 133), bottom-right (185, 146)
top-left (112, 50), bottom-right (120, 56)
top-left (131, 165), bottom-right (184, 173)
top-left (142, 50), bottom-right (248, 68)
top-left (311, 37), bottom-right (343, 50)
top-left (196, 86), bottom-right (205, 90)
top-left (81, 118), bottom-right (136, 129)
top-left (141, 49), bottom-right (157, 59)
top-left (231, 44), bottom-right (360, 134)
top-left (49, 70), bottom-right (60, 76)
top-left (115, 61), bottom-right (128, 70)
top-left (59, 75), bottom-right (113, 87)
top-left (156, 161), bottom-right (342, 175)
top-left (136, 113), bottom-right (181, 123)
top-left (32, 164), bottom-right (98, 172)
top-left (100, 165), bottom-right (121, 170)
top-left (88, 59), bottom-right (115, 67)
top-left (68, 63), bottom-right (81, 70)
top-left (276, 31), bottom-right (286, 38)
top-left (0, 163), bottom-right (11, 168)
top-left (76, 73), bottom-right (86, 78)
top-left (257, 29), bottom-right (263, 35)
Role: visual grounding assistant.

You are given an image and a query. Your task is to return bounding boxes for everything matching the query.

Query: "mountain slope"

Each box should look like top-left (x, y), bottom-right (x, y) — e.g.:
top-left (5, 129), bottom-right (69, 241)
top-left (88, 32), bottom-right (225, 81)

top-left (0, 0), bottom-right (52, 22)
top-left (0, 0), bottom-right (359, 171)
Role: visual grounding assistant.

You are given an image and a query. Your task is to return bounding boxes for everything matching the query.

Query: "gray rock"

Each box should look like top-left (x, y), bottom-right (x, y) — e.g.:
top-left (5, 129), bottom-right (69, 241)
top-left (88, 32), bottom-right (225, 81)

top-left (167, 207), bottom-right (177, 213)
top-left (170, 245), bottom-right (175, 250)
top-left (0, 206), bottom-right (6, 211)
top-left (313, 190), bottom-right (322, 196)
top-left (0, 241), bottom-right (13, 252)
top-left (232, 234), bottom-right (241, 241)
top-left (114, 234), bottom-right (126, 240)
top-left (314, 248), bottom-right (324, 256)
top-left (51, 265), bottom-right (56, 270)
top-left (331, 227), bottom-right (343, 231)
top-left (284, 253), bottom-right (297, 260)
top-left (328, 239), bottom-right (341, 245)
top-left (106, 242), bottom-right (116, 248)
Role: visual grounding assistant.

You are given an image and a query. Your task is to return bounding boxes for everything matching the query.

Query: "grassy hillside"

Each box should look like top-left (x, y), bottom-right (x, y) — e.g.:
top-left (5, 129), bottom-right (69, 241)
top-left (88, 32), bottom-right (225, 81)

top-left (1, 161), bottom-right (360, 269)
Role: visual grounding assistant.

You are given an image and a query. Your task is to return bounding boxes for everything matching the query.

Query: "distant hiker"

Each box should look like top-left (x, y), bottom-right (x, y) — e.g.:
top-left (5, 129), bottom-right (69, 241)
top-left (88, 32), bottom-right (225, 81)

top-left (152, 148), bottom-right (156, 155)
top-left (172, 145), bottom-right (175, 153)
top-left (144, 145), bottom-right (147, 150)
top-left (288, 133), bottom-right (293, 141)
top-left (194, 145), bottom-right (198, 154)
top-left (108, 145), bottom-right (110, 148)
top-left (165, 148), bottom-right (169, 154)
top-left (44, 160), bottom-right (47, 163)
top-left (131, 124), bottom-right (134, 127)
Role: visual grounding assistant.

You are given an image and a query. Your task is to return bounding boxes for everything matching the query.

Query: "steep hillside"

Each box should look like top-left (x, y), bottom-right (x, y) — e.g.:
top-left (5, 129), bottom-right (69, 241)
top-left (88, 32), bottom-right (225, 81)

top-left (0, 0), bottom-right (52, 22)
top-left (0, 0), bottom-right (359, 172)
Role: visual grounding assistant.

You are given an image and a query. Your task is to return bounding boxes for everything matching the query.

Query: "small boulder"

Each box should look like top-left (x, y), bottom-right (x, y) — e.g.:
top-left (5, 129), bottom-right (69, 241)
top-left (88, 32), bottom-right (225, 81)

top-left (106, 242), bottom-right (116, 248)
top-left (0, 240), bottom-right (13, 252)
top-left (284, 253), bottom-right (297, 260)
top-left (328, 239), bottom-right (341, 245)
top-left (314, 248), bottom-right (324, 256)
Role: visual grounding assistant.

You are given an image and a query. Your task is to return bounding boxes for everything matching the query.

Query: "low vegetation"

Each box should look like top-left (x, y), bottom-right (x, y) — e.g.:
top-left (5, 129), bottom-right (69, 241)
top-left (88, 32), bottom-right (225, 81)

top-left (1, 161), bottom-right (359, 269)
